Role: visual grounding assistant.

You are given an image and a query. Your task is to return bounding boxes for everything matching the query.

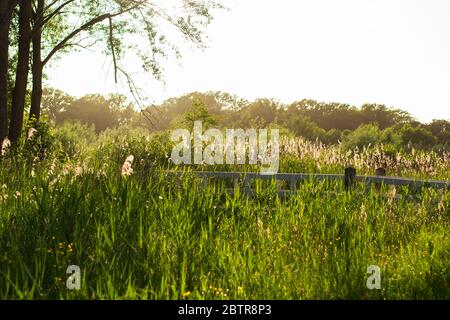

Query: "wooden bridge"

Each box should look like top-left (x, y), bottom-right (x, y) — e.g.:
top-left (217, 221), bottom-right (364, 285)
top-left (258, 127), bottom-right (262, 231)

top-left (171, 168), bottom-right (449, 197)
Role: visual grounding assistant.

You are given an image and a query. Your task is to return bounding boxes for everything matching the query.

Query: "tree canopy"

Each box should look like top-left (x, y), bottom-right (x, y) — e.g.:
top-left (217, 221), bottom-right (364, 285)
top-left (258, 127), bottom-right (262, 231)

top-left (1, 0), bottom-right (225, 144)
top-left (39, 89), bottom-right (450, 152)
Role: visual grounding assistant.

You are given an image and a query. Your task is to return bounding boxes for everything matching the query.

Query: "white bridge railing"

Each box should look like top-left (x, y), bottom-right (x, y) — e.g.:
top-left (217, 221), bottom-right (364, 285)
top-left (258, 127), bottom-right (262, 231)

top-left (170, 169), bottom-right (449, 197)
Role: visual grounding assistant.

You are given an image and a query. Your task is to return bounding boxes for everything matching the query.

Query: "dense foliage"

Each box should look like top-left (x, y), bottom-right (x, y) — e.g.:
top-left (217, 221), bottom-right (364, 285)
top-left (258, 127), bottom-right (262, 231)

top-left (0, 120), bottom-right (448, 299)
top-left (41, 89), bottom-right (450, 152)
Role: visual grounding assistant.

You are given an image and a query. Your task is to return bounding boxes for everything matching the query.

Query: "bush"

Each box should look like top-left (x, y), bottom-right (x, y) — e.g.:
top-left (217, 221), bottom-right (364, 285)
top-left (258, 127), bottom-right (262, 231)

top-left (341, 123), bottom-right (382, 150)
top-left (21, 120), bottom-right (60, 163)
top-left (399, 124), bottom-right (437, 150)
top-left (381, 127), bottom-right (402, 147)
top-left (54, 121), bottom-right (97, 158)
top-left (287, 115), bottom-right (326, 142)
top-left (91, 125), bottom-right (173, 174)
top-left (323, 129), bottom-right (342, 144)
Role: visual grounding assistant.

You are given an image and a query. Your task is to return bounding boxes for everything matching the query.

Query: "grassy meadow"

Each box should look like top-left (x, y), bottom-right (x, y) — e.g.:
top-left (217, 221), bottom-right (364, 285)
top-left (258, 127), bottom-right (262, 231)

top-left (0, 124), bottom-right (449, 300)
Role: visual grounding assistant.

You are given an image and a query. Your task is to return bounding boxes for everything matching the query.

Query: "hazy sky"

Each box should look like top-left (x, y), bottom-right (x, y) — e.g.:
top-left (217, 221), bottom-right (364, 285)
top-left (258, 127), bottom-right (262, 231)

top-left (47, 0), bottom-right (450, 122)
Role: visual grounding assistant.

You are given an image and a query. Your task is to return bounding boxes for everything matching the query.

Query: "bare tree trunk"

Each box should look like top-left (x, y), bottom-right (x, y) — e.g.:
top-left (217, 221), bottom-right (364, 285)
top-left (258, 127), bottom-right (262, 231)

top-left (9, 0), bottom-right (32, 142)
top-left (30, 34), bottom-right (42, 121)
top-left (0, 3), bottom-right (13, 141)
top-left (29, 0), bottom-right (43, 121)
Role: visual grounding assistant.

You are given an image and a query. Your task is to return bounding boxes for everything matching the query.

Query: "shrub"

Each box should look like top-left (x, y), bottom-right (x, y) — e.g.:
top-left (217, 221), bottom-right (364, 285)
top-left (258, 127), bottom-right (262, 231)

top-left (341, 123), bottom-right (382, 150)
top-left (381, 127), bottom-right (402, 147)
top-left (54, 121), bottom-right (97, 158)
top-left (91, 125), bottom-right (173, 174)
top-left (323, 129), bottom-right (342, 144)
top-left (400, 124), bottom-right (437, 150)
top-left (287, 115), bottom-right (326, 142)
top-left (20, 120), bottom-right (60, 163)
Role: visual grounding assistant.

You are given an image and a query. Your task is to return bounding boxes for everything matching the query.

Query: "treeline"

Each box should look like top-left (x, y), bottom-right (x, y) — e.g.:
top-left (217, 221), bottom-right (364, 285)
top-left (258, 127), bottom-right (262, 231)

top-left (42, 89), bottom-right (450, 151)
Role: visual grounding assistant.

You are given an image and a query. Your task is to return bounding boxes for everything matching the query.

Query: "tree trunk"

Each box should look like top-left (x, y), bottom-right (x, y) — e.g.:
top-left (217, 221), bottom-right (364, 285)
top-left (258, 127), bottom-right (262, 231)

top-left (0, 3), bottom-right (12, 141)
top-left (9, 0), bottom-right (32, 142)
top-left (30, 33), bottom-right (42, 121)
top-left (29, 0), bottom-right (43, 121)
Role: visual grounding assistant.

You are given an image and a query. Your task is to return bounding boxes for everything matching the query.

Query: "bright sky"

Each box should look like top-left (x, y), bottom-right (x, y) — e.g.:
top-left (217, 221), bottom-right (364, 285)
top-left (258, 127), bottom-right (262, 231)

top-left (46, 0), bottom-right (450, 123)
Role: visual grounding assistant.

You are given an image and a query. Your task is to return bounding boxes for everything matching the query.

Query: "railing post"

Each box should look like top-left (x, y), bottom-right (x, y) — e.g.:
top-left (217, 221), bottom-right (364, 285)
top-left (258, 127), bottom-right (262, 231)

top-left (243, 175), bottom-right (251, 194)
top-left (344, 167), bottom-right (356, 191)
top-left (375, 167), bottom-right (386, 176)
top-left (290, 177), bottom-right (296, 193)
top-left (375, 167), bottom-right (386, 191)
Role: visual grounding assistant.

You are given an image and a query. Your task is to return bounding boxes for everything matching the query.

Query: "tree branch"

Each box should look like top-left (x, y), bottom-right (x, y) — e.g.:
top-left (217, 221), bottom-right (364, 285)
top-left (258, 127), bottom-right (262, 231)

top-left (42, 2), bottom-right (144, 66)
top-left (1, 0), bottom-right (22, 22)
top-left (41, 0), bottom-right (75, 27)
top-left (108, 16), bottom-right (117, 83)
top-left (44, 0), bottom-right (61, 12)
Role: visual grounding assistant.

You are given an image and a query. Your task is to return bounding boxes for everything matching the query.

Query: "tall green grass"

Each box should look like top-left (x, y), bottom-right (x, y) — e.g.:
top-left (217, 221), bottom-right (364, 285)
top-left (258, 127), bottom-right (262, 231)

top-left (0, 156), bottom-right (448, 299)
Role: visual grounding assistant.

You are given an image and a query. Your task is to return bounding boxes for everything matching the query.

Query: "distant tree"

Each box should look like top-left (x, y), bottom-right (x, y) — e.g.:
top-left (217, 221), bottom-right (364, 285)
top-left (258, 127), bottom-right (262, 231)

top-left (287, 100), bottom-right (363, 131)
top-left (139, 92), bottom-right (230, 131)
top-left (285, 114), bottom-right (325, 142)
top-left (380, 126), bottom-right (402, 146)
top-left (181, 98), bottom-right (217, 130)
top-left (58, 94), bottom-right (117, 132)
top-left (360, 104), bottom-right (412, 129)
top-left (341, 124), bottom-right (382, 150)
top-left (209, 91), bottom-right (248, 111)
top-left (323, 129), bottom-right (342, 144)
top-left (238, 98), bottom-right (279, 128)
top-left (399, 124), bottom-right (437, 149)
top-left (283, 101), bottom-right (413, 132)
top-left (41, 88), bottom-right (74, 124)
top-left (107, 94), bottom-right (136, 126)
top-left (424, 120), bottom-right (450, 147)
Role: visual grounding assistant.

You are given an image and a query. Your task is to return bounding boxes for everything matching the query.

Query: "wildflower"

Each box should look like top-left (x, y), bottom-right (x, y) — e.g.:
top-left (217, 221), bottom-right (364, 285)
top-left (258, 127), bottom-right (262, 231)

top-left (27, 128), bottom-right (37, 140)
top-left (1, 138), bottom-right (11, 156)
top-left (182, 291), bottom-right (191, 299)
top-left (74, 166), bottom-right (83, 177)
top-left (359, 203), bottom-right (367, 224)
top-left (265, 227), bottom-right (271, 239)
top-left (61, 165), bottom-right (70, 176)
top-left (96, 169), bottom-right (107, 178)
top-left (437, 190), bottom-right (445, 214)
top-left (121, 155), bottom-right (134, 177)
top-left (257, 218), bottom-right (263, 236)
top-left (54, 277), bottom-right (63, 284)
top-left (48, 160), bottom-right (56, 176)
top-left (388, 186), bottom-right (397, 205)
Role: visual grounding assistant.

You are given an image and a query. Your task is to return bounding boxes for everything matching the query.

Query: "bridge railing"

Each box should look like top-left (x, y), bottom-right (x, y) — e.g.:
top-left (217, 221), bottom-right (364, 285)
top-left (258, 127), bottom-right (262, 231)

top-left (170, 168), bottom-right (449, 195)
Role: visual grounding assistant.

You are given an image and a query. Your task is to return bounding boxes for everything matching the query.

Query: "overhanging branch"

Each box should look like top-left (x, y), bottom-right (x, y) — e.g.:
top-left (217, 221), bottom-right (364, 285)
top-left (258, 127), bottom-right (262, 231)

top-left (108, 16), bottom-right (118, 84)
top-left (42, 1), bottom-right (146, 66)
